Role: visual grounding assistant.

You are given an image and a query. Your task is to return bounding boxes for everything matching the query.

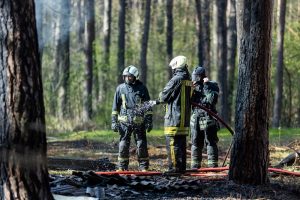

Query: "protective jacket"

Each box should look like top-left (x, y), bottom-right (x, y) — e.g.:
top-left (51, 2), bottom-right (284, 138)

top-left (112, 80), bottom-right (152, 123)
top-left (111, 80), bottom-right (152, 170)
top-left (158, 68), bottom-right (192, 136)
top-left (190, 80), bottom-right (219, 168)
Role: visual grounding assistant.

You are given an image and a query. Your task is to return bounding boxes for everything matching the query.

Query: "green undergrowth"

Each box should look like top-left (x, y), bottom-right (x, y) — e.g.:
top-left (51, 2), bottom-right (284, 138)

top-left (47, 128), bottom-right (299, 149)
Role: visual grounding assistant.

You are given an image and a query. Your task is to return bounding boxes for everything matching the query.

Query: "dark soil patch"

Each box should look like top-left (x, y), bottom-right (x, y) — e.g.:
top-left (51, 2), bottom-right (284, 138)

top-left (48, 140), bottom-right (300, 199)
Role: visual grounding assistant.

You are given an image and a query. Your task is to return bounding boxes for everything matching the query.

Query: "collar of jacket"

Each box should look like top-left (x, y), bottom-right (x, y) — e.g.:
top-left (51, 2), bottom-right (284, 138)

top-left (173, 67), bottom-right (190, 78)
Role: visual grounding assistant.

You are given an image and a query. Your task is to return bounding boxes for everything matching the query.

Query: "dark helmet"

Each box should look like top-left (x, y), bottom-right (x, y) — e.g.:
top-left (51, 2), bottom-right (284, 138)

top-left (192, 66), bottom-right (206, 83)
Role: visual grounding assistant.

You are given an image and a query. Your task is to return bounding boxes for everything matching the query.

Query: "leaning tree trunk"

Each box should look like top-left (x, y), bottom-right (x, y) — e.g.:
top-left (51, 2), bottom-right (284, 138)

top-left (216, 0), bottom-right (228, 123)
top-left (166, 0), bottom-right (173, 79)
top-left (0, 0), bottom-right (53, 199)
top-left (57, 0), bottom-right (71, 119)
top-left (229, 0), bottom-right (273, 185)
top-left (83, 0), bottom-right (95, 122)
top-left (117, 0), bottom-right (126, 84)
top-left (140, 0), bottom-right (151, 85)
top-left (227, 0), bottom-right (237, 125)
top-left (272, 0), bottom-right (286, 128)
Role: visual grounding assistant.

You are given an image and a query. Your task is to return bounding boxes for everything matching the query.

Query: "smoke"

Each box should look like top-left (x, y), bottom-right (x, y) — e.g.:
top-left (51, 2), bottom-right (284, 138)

top-left (34, 0), bottom-right (81, 49)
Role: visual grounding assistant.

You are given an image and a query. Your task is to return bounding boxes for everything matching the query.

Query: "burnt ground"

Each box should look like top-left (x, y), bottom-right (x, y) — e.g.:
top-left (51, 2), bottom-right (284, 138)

top-left (48, 139), bottom-right (300, 199)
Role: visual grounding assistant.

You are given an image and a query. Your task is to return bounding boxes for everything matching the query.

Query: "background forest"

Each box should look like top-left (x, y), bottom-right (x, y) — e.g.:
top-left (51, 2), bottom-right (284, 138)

top-left (36, 0), bottom-right (300, 132)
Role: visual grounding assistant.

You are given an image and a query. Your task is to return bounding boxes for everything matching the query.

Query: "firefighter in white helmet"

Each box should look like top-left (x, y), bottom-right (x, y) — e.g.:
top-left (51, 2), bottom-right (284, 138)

top-left (155, 55), bottom-right (192, 173)
top-left (111, 65), bottom-right (152, 171)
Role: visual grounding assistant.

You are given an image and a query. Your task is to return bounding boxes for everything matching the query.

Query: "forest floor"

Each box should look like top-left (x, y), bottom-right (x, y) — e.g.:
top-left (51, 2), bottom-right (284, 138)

top-left (47, 135), bottom-right (300, 199)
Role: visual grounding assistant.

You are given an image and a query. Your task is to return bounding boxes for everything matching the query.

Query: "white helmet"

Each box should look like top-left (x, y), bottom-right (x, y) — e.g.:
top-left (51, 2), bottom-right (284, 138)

top-left (169, 55), bottom-right (187, 69)
top-left (122, 65), bottom-right (139, 79)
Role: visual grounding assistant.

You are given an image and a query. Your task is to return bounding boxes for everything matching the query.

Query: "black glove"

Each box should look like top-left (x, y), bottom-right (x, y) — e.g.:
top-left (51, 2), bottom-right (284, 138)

top-left (144, 115), bottom-right (153, 133)
top-left (111, 115), bottom-right (119, 132)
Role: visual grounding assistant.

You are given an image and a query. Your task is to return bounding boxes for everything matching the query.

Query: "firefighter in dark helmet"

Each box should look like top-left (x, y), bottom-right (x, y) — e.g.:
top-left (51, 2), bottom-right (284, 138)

top-left (190, 66), bottom-right (220, 169)
top-left (111, 65), bottom-right (153, 171)
top-left (155, 55), bottom-right (192, 173)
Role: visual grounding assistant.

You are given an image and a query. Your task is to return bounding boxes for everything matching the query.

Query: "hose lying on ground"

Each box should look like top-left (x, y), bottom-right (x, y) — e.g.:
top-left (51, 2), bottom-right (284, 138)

top-left (95, 166), bottom-right (300, 177)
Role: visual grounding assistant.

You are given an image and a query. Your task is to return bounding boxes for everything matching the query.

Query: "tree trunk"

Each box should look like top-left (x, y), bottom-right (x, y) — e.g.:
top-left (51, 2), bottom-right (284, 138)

top-left (35, 0), bottom-right (44, 60)
top-left (0, 0), bottom-right (53, 199)
top-left (140, 0), bottom-right (151, 84)
top-left (283, 67), bottom-right (292, 127)
top-left (50, 9), bottom-right (62, 117)
top-left (227, 0), bottom-right (237, 125)
top-left (83, 0), bottom-right (95, 122)
top-left (229, 0), bottom-right (273, 185)
top-left (76, 0), bottom-right (85, 45)
top-left (99, 0), bottom-right (112, 104)
top-left (166, 0), bottom-right (173, 79)
top-left (272, 0), bottom-right (287, 128)
top-left (195, 0), bottom-right (203, 66)
top-left (117, 0), bottom-right (126, 84)
top-left (201, 0), bottom-right (211, 75)
top-left (216, 0), bottom-right (229, 123)
top-left (57, 0), bottom-right (71, 119)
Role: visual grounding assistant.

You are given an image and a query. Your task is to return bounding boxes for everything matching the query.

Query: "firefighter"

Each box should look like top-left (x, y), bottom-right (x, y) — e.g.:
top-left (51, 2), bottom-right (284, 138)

top-left (190, 66), bottom-right (220, 169)
top-left (155, 55), bottom-right (192, 173)
top-left (111, 65), bottom-right (153, 171)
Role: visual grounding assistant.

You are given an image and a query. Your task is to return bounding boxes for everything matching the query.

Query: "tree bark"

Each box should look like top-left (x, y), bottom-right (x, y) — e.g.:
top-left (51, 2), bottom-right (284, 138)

top-left (227, 0), bottom-right (237, 125)
top-left (140, 0), bottom-right (151, 84)
top-left (216, 0), bottom-right (229, 123)
top-left (57, 0), bottom-right (71, 119)
top-left (229, 0), bottom-right (273, 185)
top-left (117, 0), bottom-right (126, 84)
top-left (195, 0), bottom-right (203, 66)
top-left (82, 0), bottom-right (95, 122)
top-left (35, 0), bottom-right (44, 60)
top-left (166, 0), bottom-right (173, 79)
top-left (272, 0), bottom-right (286, 128)
top-left (0, 0), bottom-right (53, 198)
top-left (201, 0), bottom-right (211, 74)
top-left (76, 0), bottom-right (85, 45)
top-left (99, 0), bottom-right (112, 104)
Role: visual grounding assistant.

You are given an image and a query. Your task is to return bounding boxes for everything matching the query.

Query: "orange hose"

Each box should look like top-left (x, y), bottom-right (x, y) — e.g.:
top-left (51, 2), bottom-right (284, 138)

top-left (95, 171), bottom-right (162, 176)
top-left (188, 173), bottom-right (228, 177)
top-left (94, 167), bottom-right (300, 177)
top-left (268, 167), bottom-right (300, 177)
top-left (186, 167), bottom-right (229, 173)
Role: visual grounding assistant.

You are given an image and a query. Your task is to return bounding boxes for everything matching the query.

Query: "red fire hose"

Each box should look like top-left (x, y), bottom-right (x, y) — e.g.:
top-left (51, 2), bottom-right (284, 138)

top-left (191, 102), bottom-right (235, 167)
top-left (268, 167), bottom-right (300, 176)
top-left (95, 167), bottom-right (300, 177)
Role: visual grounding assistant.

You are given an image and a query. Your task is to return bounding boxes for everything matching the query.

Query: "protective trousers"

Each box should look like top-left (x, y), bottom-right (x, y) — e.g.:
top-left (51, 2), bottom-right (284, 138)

top-left (165, 135), bottom-right (187, 172)
top-left (118, 123), bottom-right (149, 170)
top-left (190, 114), bottom-right (219, 168)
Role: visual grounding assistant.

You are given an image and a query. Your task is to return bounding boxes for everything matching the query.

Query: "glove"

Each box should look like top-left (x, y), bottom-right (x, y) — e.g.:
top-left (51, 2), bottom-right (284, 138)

top-left (145, 123), bottom-right (153, 133)
top-left (111, 122), bottom-right (119, 132)
top-left (144, 115), bottom-right (153, 133)
top-left (149, 99), bottom-right (160, 106)
top-left (111, 115), bottom-right (119, 132)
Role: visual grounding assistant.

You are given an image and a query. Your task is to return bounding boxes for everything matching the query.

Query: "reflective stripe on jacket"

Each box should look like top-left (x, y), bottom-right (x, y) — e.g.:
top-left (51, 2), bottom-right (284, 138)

top-left (158, 68), bottom-right (192, 136)
top-left (112, 80), bottom-right (152, 122)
